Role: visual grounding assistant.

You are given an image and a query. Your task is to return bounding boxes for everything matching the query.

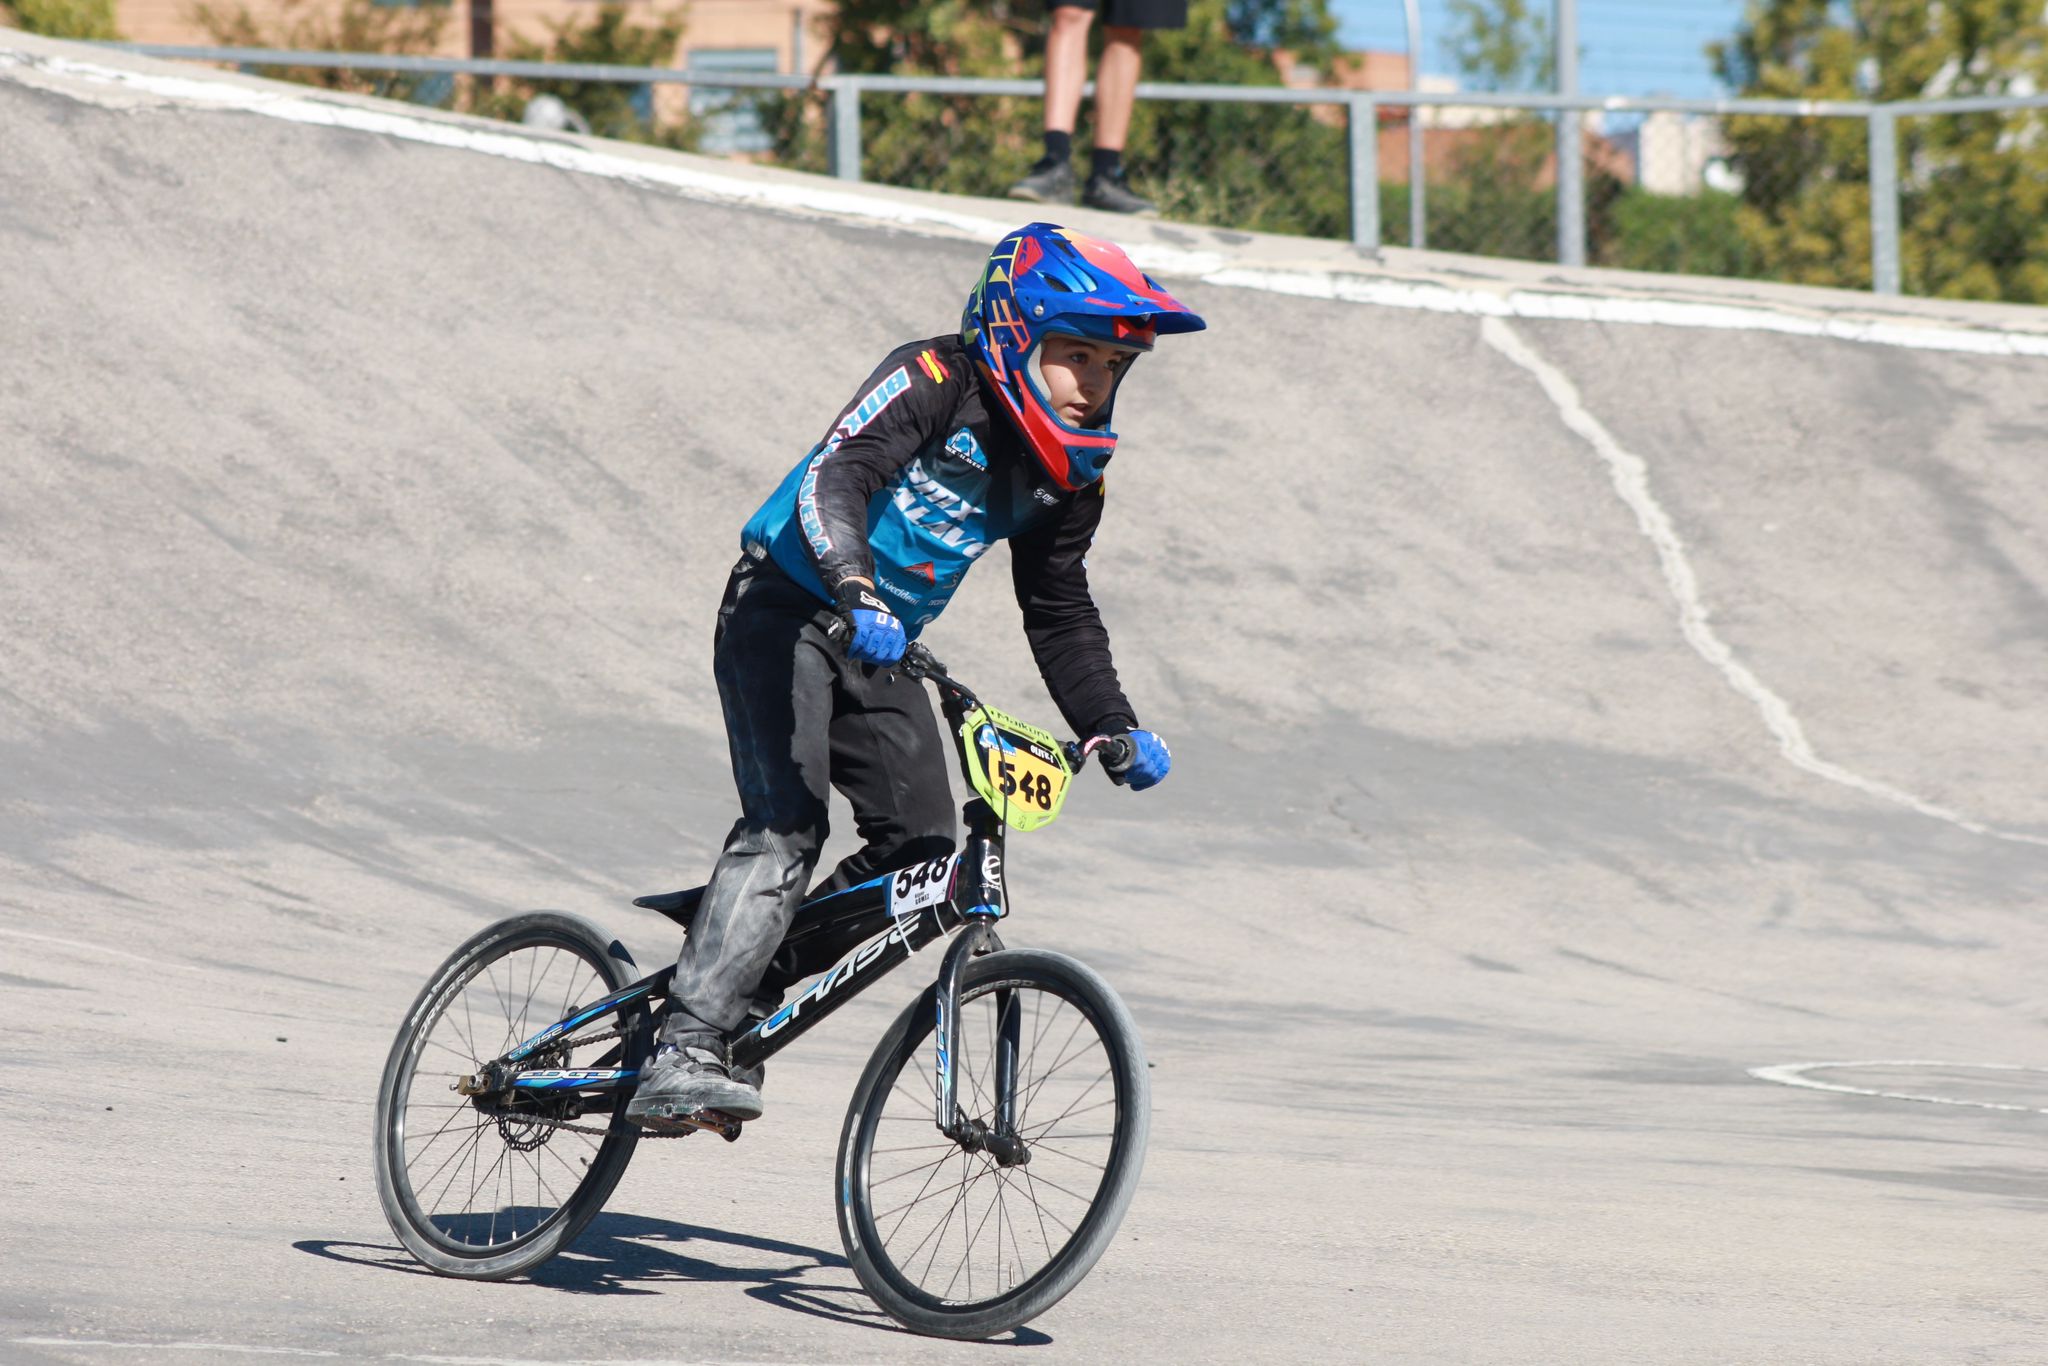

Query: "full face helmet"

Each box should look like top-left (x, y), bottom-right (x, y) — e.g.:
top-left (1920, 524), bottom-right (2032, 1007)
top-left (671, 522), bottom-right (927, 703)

top-left (962, 223), bottom-right (1206, 491)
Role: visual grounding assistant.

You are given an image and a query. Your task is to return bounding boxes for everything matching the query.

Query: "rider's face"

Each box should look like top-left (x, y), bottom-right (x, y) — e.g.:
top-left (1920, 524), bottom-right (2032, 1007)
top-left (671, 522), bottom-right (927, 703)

top-left (1037, 336), bottom-right (1137, 426)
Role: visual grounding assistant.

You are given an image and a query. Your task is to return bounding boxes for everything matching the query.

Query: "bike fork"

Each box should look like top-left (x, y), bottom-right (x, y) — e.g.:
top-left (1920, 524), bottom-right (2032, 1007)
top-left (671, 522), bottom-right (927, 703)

top-left (934, 808), bottom-right (1027, 1165)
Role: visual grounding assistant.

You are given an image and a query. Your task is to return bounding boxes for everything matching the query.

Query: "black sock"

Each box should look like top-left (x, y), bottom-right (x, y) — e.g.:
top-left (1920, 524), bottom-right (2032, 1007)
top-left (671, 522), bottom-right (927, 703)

top-left (1040, 130), bottom-right (1073, 168)
top-left (1090, 147), bottom-right (1123, 179)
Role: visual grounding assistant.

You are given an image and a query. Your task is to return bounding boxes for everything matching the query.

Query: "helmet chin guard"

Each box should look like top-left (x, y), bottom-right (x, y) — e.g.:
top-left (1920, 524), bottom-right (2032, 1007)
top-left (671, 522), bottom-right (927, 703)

top-left (963, 223), bottom-right (1205, 491)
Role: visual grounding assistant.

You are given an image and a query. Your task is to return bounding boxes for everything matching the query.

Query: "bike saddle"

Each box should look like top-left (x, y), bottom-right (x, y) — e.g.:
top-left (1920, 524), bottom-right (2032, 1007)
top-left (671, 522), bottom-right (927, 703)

top-left (632, 886), bottom-right (705, 927)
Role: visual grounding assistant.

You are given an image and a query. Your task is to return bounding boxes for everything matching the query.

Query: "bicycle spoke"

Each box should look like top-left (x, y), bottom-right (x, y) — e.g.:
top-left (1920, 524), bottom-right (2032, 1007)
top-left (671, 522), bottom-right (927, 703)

top-left (423, 1122), bottom-right (488, 1224)
top-left (1019, 1163), bottom-right (1068, 1256)
top-left (941, 1159), bottom-right (1015, 1300)
top-left (405, 1105), bottom-right (487, 1176)
top-left (1023, 1139), bottom-right (1109, 1172)
top-left (456, 979), bottom-right (481, 1063)
top-left (869, 1149), bottom-right (969, 1194)
top-left (841, 956), bottom-right (1143, 1323)
top-left (1005, 1167), bottom-right (1096, 1211)
top-left (419, 1035), bottom-right (480, 1065)
top-left (1015, 1013), bottom-right (1092, 1127)
top-left (554, 960), bottom-right (583, 1039)
top-left (1001, 1166), bottom-right (1031, 1291)
top-left (909, 1151), bottom-right (985, 1287)
top-left (880, 1143), bottom-right (961, 1249)
top-left (1021, 1066), bottom-right (1114, 1140)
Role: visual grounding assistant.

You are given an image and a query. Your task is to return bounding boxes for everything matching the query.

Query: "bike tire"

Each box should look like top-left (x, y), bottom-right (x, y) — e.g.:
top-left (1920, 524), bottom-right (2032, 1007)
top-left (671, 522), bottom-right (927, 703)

top-left (372, 911), bottom-right (648, 1280)
top-left (836, 947), bottom-right (1150, 1340)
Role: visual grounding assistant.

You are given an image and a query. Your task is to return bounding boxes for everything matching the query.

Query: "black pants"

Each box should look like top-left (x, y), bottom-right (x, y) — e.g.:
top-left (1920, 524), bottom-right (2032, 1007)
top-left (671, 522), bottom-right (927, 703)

top-left (665, 559), bottom-right (955, 1039)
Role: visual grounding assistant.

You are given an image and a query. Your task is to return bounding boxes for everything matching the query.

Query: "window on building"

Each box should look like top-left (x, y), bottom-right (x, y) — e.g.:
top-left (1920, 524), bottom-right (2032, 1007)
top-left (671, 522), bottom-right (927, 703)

top-left (688, 48), bottom-right (778, 155)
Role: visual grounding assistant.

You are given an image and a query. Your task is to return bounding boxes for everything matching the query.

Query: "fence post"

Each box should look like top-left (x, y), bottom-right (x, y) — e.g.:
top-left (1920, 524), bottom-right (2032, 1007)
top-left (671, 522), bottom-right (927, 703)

top-left (830, 78), bottom-right (862, 182)
top-left (1556, 107), bottom-right (1586, 267)
top-left (1867, 107), bottom-right (1902, 295)
top-left (1554, 0), bottom-right (1585, 267)
top-left (1349, 96), bottom-right (1381, 251)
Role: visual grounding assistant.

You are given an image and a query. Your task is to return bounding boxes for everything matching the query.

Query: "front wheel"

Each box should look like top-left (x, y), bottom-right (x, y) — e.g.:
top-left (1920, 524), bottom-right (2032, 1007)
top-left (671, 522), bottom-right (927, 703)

top-left (373, 911), bottom-right (649, 1280)
top-left (836, 948), bottom-right (1150, 1340)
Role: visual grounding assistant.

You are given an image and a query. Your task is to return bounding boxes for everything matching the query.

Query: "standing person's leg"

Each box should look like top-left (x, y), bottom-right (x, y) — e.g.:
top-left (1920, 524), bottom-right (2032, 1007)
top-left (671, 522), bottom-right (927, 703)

top-left (1009, 0), bottom-right (1098, 203)
top-left (1081, 24), bottom-right (1154, 213)
top-left (1082, 0), bottom-right (1185, 214)
top-left (1091, 27), bottom-right (1142, 156)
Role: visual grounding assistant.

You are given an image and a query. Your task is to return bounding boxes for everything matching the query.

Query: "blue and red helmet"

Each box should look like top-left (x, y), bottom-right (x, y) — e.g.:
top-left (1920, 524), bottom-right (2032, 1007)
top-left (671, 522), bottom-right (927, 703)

top-left (962, 223), bottom-right (1206, 491)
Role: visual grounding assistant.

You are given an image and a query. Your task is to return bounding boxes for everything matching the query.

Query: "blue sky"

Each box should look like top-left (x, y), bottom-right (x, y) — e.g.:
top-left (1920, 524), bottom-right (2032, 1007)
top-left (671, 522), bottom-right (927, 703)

top-left (1331, 0), bottom-right (1749, 98)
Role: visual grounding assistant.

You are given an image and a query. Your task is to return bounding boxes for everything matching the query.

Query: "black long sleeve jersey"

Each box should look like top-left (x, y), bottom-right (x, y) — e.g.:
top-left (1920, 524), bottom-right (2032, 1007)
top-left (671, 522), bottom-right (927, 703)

top-left (739, 334), bottom-right (1140, 739)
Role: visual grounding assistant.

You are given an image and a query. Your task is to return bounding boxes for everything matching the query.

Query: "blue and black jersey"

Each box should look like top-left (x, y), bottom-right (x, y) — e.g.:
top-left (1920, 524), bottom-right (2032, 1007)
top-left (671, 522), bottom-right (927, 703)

top-left (741, 334), bottom-right (1137, 739)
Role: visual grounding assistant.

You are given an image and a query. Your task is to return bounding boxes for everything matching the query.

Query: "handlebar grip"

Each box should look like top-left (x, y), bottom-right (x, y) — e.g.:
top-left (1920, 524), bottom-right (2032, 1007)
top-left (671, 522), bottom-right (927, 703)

top-left (1098, 734), bottom-right (1138, 774)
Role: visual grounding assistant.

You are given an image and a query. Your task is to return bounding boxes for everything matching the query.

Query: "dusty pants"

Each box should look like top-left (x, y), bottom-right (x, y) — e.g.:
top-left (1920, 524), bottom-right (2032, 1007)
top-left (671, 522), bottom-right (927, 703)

top-left (663, 560), bottom-right (955, 1040)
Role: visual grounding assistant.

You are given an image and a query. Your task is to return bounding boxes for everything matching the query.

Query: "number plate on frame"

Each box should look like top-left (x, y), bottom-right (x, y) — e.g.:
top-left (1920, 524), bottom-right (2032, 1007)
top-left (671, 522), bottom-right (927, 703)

top-left (959, 705), bottom-right (1073, 831)
top-left (890, 854), bottom-right (958, 916)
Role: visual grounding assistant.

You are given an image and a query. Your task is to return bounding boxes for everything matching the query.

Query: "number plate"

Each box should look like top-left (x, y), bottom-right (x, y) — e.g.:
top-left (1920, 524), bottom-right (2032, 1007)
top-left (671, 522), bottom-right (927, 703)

top-left (889, 854), bottom-right (958, 916)
top-left (959, 705), bottom-right (1073, 832)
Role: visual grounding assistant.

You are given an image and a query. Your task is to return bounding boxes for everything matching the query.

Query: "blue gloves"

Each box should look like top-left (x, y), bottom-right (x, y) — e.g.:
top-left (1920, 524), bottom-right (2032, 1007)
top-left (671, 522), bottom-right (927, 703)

top-left (834, 583), bottom-right (907, 667)
top-left (1104, 729), bottom-right (1171, 792)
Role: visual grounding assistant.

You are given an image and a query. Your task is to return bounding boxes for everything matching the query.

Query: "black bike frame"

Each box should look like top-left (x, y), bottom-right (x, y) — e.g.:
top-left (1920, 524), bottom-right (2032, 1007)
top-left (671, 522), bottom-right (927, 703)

top-left (488, 646), bottom-right (1045, 1146)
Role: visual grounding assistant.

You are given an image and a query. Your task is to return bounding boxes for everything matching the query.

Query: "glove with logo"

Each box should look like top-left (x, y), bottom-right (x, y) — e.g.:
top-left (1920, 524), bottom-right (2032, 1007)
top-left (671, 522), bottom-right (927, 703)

top-left (834, 582), bottom-right (907, 667)
top-left (1099, 729), bottom-right (1171, 792)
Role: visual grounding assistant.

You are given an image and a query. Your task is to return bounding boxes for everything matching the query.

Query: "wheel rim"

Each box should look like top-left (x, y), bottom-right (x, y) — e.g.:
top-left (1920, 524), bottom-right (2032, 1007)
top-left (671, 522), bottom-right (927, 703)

top-left (856, 974), bottom-right (1128, 1309)
top-left (388, 934), bottom-right (629, 1258)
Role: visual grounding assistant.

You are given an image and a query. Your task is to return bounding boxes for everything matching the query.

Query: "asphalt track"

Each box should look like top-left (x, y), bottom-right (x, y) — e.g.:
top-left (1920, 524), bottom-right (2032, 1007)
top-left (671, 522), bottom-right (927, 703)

top-left (5, 31), bottom-right (2048, 1365)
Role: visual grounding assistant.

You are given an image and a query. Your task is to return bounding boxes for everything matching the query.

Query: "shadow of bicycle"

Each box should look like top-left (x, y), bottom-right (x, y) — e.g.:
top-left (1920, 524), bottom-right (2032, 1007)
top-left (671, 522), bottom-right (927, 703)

top-left (293, 1214), bottom-right (1051, 1344)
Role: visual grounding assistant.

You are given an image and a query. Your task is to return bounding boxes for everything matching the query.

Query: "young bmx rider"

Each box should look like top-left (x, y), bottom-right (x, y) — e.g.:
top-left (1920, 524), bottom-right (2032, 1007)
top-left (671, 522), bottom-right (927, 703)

top-left (628, 223), bottom-right (1205, 1127)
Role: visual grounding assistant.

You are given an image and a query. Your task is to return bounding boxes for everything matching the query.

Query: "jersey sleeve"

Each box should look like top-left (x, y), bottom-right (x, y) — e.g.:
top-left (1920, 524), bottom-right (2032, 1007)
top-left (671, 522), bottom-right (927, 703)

top-left (1009, 482), bottom-right (1140, 739)
top-left (798, 345), bottom-right (960, 596)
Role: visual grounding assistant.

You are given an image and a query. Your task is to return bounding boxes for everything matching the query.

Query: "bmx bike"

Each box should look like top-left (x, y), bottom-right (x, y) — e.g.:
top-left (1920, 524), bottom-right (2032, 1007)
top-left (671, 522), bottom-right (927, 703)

top-left (371, 639), bottom-right (1151, 1339)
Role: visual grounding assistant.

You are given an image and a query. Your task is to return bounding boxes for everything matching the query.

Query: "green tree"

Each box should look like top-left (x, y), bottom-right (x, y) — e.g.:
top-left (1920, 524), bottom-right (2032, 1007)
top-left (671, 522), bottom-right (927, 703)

top-left (474, 5), bottom-right (694, 149)
top-left (1123, 0), bottom-right (1349, 237)
top-left (1600, 187), bottom-right (1764, 278)
top-left (1443, 0), bottom-right (1551, 92)
top-left (191, 0), bottom-right (448, 100)
top-left (1422, 0), bottom-right (1564, 260)
top-left (4, 0), bottom-right (119, 40)
top-left (1710, 0), bottom-right (2048, 301)
top-left (771, 0), bottom-right (1353, 238)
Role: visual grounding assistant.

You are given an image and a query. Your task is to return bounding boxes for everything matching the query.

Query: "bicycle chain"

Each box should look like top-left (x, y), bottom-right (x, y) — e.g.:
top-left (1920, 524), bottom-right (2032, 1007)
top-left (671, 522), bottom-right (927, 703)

top-left (475, 1026), bottom-right (698, 1140)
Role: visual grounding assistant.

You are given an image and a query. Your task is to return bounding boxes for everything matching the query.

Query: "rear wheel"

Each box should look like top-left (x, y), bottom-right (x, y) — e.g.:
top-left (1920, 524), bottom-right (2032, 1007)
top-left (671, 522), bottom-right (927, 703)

top-left (372, 912), bottom-right (649, 1279)
top-left (836, 948), bottom-right (1149, 1339)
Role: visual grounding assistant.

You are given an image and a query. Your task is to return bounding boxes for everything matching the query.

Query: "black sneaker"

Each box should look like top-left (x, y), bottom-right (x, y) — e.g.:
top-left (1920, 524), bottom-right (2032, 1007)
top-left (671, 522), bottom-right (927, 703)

top-left (626, 1037), bottom-right (763, 1126)
top-left (1082, 169), bottom-right (1157, 217)
top-left (1008, 159), bottom-right (1076, 204)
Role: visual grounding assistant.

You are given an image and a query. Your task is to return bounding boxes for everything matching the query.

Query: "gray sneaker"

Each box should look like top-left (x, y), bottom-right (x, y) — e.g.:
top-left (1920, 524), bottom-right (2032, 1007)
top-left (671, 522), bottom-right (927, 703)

top-left (1083, 170), bottom-right (1157, 216)
top-left (626, 1038), bottom-right (763, 1126)
top-left (1008, 160), bottom-right (1076, 204)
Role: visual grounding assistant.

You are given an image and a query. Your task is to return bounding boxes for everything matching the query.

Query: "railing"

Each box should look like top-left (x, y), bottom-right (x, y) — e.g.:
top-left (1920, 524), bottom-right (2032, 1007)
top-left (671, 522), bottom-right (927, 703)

top-left (92, 44), bottom-right (2048, 305)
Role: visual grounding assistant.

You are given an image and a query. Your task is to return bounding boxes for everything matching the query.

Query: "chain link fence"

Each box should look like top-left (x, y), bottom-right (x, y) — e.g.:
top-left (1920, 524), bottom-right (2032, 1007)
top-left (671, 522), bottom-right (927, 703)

top-left (1894, 104), bottom-right (2048, 303)
top-left (95, 44), bottom-right (2048, 306)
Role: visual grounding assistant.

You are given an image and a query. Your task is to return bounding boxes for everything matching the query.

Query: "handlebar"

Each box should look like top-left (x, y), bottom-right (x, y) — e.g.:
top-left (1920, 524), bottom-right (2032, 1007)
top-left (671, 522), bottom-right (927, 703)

top-left (819, 612), bottom-right (1133, 775)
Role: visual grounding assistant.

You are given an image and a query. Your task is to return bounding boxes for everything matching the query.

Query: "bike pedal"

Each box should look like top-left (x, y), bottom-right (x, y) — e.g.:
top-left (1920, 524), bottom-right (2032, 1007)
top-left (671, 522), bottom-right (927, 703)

top-left (678, 1108), bottom-right (745, 1139)
top-left (636, 1103), bottom-right (745, 1140)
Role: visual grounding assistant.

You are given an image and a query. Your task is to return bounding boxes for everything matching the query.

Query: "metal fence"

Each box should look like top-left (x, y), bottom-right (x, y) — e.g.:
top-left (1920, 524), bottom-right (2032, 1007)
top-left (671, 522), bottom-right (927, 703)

top-left (99, 44), bottom-right (2048, 306)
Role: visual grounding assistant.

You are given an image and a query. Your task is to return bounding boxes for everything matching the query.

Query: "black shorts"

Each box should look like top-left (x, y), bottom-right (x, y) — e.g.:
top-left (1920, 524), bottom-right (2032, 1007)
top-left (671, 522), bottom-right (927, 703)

top-left (1051, 0), bottom-right (1188, 31)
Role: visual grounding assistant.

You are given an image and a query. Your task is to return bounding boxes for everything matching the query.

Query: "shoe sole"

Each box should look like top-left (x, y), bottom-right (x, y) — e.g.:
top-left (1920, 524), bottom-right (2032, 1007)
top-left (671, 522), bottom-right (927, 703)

top-left (1008, 187), bottom-right (1072, 204)
top-left (628, 1097), bottom-right (763, 1126)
